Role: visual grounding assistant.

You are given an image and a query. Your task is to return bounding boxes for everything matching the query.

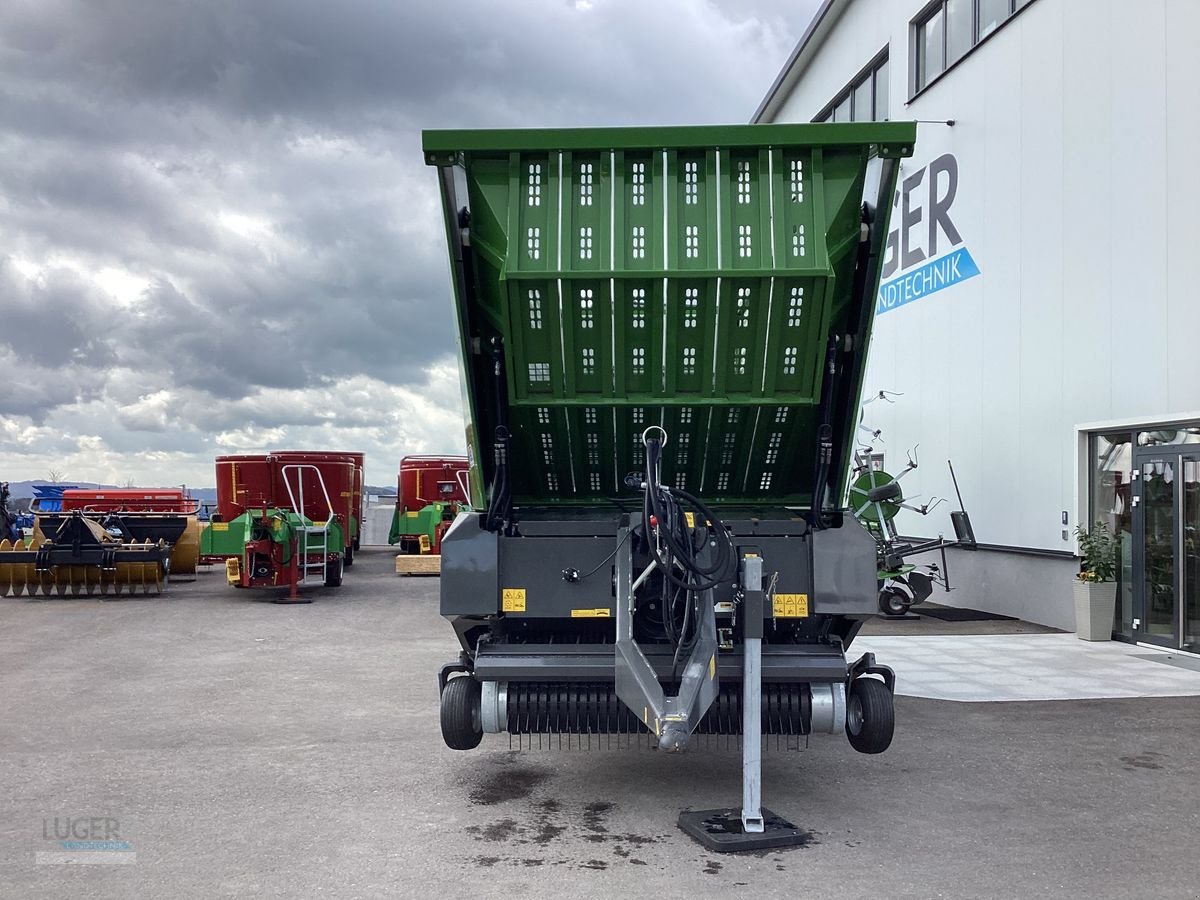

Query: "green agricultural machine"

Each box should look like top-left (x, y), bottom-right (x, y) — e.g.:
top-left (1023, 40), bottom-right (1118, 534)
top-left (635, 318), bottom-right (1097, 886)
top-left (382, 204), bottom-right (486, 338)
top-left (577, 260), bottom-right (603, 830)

top-left (424, 122), bottom-right (915, 851)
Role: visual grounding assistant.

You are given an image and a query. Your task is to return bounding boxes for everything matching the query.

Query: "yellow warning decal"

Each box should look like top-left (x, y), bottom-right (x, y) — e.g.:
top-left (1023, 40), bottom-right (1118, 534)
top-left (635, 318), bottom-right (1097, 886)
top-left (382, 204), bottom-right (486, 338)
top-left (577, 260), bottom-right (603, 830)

top-left (571, 608), bottom-right (611, 618)
top-left (772, 593), bottom-right (809, 618)
top-left (684, 511), bottom-right (695, 528)
top-left (340, 491), bottom-right (353, 497)
top-left (708, 654), bottom-right (716, 680)
top-left (210, 522), bottom-right (229, 531)
top-left (501, 588), bottom-right (526, 612)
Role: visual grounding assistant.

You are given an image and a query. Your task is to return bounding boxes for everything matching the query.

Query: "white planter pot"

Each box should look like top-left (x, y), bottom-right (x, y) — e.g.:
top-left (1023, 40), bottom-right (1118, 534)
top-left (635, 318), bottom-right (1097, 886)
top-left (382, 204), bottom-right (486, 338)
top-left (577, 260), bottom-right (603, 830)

top-left (1073, 580), bottom-right (1117, 641)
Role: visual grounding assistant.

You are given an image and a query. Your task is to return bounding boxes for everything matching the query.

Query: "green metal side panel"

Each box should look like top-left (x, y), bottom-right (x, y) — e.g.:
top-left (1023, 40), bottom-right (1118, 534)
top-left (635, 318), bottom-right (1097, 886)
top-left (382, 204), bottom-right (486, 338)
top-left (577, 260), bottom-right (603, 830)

top-left (424, 123), bottom-right (914, 509)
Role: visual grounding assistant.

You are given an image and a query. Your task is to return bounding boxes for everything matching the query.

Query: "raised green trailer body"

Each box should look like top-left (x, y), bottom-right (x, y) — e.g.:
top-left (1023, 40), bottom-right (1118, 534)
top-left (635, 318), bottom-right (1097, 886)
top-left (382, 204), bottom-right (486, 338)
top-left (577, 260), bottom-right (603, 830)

top-left (423, 123), bottom-right (914, 512)
top-left (424, 123), bottom-right (915, 849)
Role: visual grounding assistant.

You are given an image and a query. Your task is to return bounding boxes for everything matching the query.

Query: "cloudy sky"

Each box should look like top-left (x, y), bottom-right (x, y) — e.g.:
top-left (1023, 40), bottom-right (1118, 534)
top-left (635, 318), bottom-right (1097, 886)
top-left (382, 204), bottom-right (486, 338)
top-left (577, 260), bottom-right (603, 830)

top-left (0, 0), bottom-right (815, 487)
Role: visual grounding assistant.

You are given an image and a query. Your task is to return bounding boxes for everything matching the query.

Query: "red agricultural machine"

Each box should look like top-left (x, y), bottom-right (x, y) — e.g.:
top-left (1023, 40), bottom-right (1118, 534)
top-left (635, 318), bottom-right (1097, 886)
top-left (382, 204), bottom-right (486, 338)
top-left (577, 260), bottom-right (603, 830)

top-left (200, 451), bottom-right (363, 602)
top-left (390, 455), bottom-right (470, 574)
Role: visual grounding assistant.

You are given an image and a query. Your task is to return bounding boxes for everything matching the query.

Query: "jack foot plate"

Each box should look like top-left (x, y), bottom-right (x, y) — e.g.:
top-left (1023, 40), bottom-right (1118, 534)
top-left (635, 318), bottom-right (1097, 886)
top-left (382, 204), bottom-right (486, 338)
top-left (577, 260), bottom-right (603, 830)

top-left (677, 807), bottom-right (815, 853)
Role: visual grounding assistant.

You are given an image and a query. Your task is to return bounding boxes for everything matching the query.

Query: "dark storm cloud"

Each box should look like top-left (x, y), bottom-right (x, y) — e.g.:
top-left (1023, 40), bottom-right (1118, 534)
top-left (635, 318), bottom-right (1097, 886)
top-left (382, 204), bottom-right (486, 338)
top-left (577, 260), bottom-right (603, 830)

top-left (0, 0), bottom-right (809, 480)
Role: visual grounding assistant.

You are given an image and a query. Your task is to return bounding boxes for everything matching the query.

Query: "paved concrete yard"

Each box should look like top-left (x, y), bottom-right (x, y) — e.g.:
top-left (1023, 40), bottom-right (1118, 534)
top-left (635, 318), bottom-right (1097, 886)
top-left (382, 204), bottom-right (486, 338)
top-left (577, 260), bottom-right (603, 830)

top-left (1, 548), bottom-right (1197, 898)
top-left (855, 633), bottom-right (1200, 702)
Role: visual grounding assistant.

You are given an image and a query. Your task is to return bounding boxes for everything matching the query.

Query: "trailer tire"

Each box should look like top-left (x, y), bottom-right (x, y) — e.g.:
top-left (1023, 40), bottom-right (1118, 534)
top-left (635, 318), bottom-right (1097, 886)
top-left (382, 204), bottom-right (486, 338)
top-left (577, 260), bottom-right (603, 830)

top-left (846, 677), bottom-right (894, 754)
top-left (441, 675), bottom-right (483, 750)
top-left (344, 545), bottom-right (354, 567)
top-left (324, 557), bottom-right (344, 588)
top-left (879, 587), bottom-right (909, 617)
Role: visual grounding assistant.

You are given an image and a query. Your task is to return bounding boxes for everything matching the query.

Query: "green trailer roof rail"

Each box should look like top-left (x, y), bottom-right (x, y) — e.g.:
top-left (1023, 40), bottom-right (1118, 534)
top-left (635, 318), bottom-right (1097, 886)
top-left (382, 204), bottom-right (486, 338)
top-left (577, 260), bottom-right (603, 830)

top-left (423, 122), bottom-right (915, 514)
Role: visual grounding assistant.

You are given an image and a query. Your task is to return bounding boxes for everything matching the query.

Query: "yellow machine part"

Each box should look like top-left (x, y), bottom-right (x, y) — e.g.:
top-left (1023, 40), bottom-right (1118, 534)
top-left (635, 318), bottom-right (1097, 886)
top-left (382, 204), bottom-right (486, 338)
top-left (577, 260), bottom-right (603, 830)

top-left (225, 557), bottom-right (241, 585)
top-left (0, 534), bottom-right (166, 598)
top-left (169, 516), bottom-right (201, 575)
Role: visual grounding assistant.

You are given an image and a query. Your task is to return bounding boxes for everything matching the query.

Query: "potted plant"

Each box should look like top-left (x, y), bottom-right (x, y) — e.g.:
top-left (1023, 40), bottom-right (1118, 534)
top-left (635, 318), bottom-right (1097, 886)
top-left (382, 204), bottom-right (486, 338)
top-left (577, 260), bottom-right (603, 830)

top-left (1073, 522), bottom-right (1120, 641)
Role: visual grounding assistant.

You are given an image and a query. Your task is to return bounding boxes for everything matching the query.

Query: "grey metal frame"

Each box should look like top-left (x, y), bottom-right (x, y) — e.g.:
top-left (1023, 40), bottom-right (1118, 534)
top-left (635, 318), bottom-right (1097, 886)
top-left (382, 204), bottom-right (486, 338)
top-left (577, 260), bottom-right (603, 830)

top-left (1131, 446), bottom-right (1196, 650)
top-left (614, 526), bottom-right (719, 752)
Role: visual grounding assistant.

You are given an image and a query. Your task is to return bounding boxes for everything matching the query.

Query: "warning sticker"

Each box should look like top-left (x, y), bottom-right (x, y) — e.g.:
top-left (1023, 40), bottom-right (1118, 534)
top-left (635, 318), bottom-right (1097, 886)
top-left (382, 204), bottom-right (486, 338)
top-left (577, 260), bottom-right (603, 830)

top-left (570, 608), bottom-right (611, 618)
top-left (684, 511), bottom-right (695, 528)
top-left (501, 588), bottom-right (526, 612)
top-left (210, 523), bottom-right (229, 531)
top-left (772, 593), bottom-right (809, 618)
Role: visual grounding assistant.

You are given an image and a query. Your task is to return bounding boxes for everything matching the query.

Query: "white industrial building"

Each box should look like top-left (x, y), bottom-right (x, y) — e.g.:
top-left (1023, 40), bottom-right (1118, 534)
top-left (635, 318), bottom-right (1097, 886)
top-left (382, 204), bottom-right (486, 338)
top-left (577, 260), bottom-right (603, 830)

top-left (755, 0), bottom-right (1199, 649)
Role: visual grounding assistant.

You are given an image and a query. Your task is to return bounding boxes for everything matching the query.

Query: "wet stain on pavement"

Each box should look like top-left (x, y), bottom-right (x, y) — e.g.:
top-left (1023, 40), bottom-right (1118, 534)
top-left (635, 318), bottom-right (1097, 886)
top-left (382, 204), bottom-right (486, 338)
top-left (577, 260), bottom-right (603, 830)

top-left (468, 767), bottom-right (550, 805)
top-left (1120, 752), bottom-right (1164, 771)
top-left (464, 795), bottom-right (666, 870)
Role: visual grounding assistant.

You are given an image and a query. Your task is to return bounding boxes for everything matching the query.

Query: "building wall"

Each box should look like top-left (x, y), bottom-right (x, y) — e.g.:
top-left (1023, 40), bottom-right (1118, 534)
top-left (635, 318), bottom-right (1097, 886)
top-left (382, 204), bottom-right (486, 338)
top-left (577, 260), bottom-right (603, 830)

top-left (762, 0), bottom-right (1200, 624)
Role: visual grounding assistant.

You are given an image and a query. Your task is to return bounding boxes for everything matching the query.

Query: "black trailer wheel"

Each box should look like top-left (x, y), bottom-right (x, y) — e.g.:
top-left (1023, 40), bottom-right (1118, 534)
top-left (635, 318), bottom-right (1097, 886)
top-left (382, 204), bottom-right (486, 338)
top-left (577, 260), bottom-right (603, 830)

top-left (324, 557), bottom-right (344, 588)
top-left (879, 586), bottom-right (910, 616)
top-left (344, 544), bottom-right (354, 567)
top-left (441, 675), bottom-right (483, 750)
top-left (846, 677), bottom-right (894, 754)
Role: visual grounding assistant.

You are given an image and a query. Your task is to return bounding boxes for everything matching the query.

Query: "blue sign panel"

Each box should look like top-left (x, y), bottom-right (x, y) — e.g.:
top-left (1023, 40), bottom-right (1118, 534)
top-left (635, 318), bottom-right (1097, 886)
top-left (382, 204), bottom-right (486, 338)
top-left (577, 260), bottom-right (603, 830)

top-left (876, 246), bottom-right (980, 315)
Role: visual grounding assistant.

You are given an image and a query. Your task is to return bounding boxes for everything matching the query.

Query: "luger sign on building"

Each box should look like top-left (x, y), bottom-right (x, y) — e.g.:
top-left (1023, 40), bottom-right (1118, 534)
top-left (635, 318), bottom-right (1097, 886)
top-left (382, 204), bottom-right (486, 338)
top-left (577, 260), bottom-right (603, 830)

top-left (877, 153), bottom-right (981, 314)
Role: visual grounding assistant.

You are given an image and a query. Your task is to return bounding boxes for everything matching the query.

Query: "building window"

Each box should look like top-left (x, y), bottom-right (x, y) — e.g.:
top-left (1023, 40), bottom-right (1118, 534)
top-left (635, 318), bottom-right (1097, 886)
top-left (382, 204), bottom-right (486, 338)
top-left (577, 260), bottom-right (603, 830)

top-left (814, 51), bottom-right (889, 123)
top-left (914, 0), bottom-right (1034, 93)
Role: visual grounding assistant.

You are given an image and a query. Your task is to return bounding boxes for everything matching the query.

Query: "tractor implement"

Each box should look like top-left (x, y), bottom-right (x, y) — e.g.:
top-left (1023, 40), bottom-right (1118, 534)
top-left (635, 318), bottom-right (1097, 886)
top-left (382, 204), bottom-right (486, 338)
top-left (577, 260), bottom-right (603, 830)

top-left (0, 511), bottom-right (168, 597)
top-left (391, 455), bottom-right (471, 575)
top-left (200, 462), bottom-right (345, 602)
top-left (46, 488), bottom-right (202, 575)
top-left (423, 121), bottom-right (916, 851)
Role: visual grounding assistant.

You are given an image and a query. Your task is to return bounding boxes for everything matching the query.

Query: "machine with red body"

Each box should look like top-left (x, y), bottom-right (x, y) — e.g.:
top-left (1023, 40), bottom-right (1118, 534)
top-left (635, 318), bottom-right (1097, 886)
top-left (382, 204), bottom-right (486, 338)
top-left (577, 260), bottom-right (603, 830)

top-left (45, 487), bottom-right (203, 574)
top-left (270, 451), bottom-right (359, 564)
top-left (201, 455), bottom-right (357, 601)
top-left (389, 455), bottom-right (469, 556)
top-left (211, 451), bottom-right (362, 565)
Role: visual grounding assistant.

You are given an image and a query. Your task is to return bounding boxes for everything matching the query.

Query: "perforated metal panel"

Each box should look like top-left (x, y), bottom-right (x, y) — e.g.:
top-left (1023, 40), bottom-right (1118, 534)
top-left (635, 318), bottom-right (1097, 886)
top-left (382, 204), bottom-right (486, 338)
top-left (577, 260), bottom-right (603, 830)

top-left (424, 124), bottom-right (915, 508)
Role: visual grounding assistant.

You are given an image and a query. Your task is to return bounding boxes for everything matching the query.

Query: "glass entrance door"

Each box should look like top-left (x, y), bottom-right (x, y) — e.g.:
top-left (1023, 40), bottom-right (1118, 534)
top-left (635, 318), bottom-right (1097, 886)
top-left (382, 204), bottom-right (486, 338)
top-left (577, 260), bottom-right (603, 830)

top-left (1135, 456), bottom-right (1177, 647)
top-left (1183, 456), bottom-right (1199, 653)
top-left (1132, 451), bottom-right (1200, 652)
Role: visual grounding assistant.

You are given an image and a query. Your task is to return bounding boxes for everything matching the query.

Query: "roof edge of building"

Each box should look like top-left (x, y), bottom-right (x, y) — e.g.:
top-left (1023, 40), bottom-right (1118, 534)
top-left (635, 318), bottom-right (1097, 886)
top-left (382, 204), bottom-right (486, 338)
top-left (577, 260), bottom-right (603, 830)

top-left (751, 0), bottom-right (851, 124)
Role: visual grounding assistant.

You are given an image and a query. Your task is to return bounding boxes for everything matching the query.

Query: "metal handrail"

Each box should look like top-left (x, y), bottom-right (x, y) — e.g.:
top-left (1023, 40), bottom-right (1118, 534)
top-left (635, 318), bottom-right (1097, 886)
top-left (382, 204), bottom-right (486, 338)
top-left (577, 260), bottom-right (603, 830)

top-left (280, 464), bottom-right (336, 583)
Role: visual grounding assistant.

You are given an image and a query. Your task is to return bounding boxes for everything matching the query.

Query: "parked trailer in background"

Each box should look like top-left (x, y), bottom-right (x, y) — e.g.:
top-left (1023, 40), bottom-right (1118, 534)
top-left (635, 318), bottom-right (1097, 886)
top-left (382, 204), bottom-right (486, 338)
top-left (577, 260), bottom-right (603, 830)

top-left (389, 455), bottom-right (470, 558)
top-left (201, 451), bottom-right (363, 602)
top-left (271, 452), bottom-right (359, 565)
top-left (423, 121), bottom-right (915, 850)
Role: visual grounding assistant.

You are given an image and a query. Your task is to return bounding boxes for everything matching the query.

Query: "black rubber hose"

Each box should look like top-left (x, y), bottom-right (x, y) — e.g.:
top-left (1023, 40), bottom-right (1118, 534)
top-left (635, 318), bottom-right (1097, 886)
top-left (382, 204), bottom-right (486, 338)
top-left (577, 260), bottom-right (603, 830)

top-left (642, 438), bottom-right (732, 592)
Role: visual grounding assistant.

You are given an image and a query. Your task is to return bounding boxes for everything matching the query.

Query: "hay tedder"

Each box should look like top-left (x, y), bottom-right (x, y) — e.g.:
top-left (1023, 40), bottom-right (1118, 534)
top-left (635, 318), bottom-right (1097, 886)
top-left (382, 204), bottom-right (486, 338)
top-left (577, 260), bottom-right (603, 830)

top-left (200, 453), bottom-right (358, 602)
top-left (423, 122), bottom-right (916, 850)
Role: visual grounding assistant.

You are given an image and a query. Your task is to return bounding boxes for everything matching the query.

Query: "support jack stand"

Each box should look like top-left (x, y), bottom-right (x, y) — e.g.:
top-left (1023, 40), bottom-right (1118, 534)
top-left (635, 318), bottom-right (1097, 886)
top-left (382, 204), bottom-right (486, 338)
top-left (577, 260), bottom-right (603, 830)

top-left (677, 555), bottom-right (813, 854)
top-left (677, 807), bottom-right (813, 853)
